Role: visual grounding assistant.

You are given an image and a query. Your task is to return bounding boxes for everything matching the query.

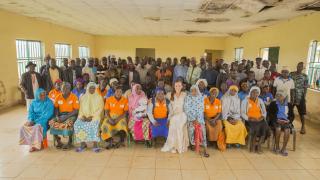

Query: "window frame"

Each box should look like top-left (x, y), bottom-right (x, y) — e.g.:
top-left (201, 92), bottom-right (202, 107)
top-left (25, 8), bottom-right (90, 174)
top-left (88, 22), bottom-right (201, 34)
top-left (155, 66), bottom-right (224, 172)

top-left (78, 46), bottom-right (90, 59)
top-left (15, 39), bottom-right (44, 78)
top-left (55, 43), bottom-right (72, 67)
top-left (234, 47), bottom-right (244, 61)
top-left (306, 40), bottom-right (320, 91)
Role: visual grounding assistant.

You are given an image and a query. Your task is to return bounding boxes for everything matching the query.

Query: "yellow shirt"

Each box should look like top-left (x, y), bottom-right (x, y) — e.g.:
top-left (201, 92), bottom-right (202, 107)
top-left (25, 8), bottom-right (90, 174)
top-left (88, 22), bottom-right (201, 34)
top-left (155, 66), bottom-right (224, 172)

top-left (49, 68), bottom-right (59, 84)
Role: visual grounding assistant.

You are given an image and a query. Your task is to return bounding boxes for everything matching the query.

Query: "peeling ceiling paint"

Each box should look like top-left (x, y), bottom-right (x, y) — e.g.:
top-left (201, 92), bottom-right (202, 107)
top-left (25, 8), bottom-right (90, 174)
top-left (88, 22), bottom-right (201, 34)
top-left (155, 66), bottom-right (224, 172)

top-left (0, 0), bottom-right (317, 36)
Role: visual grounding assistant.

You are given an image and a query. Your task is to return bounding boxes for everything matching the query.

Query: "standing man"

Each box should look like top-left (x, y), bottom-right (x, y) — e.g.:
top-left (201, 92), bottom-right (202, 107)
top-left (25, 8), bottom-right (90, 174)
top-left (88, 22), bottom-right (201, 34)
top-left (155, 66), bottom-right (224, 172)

top-left (289, 62), bottom-right (308, 134)
top-left (186, 57), bottom-right (202, 86)
top-left (61, 58), bottom-right (73, 86)
top-left (136, 60), bottom-right (148, 86)
top-left (20, 62), bottom-right (43, 110)
top-left (41, 58), bottom-right (62, 92)
top-left (121, 63), bottom-right (140, 85)
top-left (82, 58), bottom-right (96, 82)
top-left (70, 60), bottom-right (82, 80)
top-left (251, 57), bottom-right (266, 81)
top-left (173, 57), bottom-right (188, 82)
top-left (200, 61), bottom-right (219, 89)
top-left (40, 54), bottom-right (51, 75)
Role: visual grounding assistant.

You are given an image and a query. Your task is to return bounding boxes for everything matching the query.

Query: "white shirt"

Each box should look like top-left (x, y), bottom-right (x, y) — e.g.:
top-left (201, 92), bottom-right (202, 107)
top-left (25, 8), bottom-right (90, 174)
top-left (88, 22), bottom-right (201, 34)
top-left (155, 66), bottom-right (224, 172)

top-left (251, 66), bottom-right (266, 81)
top-left (273, 77), bottom-right (295, 103)
top-left (82, 66), bottom-right (95, 82)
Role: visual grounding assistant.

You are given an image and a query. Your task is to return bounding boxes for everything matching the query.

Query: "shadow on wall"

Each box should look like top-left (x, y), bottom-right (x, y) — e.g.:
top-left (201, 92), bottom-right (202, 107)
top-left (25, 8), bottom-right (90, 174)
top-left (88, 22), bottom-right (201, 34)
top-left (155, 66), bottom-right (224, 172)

top-left (306, 90), bottom-right (320, 124)
top-left (0, 81), bottom-right (6, 107)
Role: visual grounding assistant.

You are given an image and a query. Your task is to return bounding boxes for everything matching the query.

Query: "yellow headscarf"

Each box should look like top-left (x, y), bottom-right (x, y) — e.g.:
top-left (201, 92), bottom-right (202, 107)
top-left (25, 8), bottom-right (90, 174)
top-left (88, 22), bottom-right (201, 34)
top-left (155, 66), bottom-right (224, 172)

top-left (229, 85), bottom-right (239, 92)
top-left (78, 82), bottom-right (104, 121)
top-left (209, 87), bottom-right (220, 97)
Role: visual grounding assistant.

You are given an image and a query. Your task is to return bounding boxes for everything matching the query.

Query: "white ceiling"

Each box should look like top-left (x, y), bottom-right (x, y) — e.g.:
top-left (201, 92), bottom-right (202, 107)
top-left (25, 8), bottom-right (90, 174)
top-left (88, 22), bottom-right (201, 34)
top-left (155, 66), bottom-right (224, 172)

top-left (0, 0), bottom-right (318, 36)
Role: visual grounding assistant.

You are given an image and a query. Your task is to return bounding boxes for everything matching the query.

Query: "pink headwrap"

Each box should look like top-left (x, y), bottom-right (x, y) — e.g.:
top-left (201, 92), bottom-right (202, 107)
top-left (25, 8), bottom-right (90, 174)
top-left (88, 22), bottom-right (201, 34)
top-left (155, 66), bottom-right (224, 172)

top-left (128, 84), bottom-right (146, 113)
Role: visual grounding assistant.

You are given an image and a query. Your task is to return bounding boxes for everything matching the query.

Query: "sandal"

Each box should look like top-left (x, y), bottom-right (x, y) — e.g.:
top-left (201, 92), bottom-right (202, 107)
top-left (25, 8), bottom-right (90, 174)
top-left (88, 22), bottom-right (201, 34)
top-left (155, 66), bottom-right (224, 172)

top-left (75, 146), bottom-right (87, 153)
top-left (92, 147), bottom-right (102, 153)
top-left (106, 143), bottom-right (114, 150)
top-left (273, 148), bottom-right (280, 155)
top-left (29, 147), bottom-right (39, 152)
top-left (280, 150), bottom-right (288, 157)
top-left (62, 144), bottom-right (71, 150)
top-left (56, 142), bottom-right (63, 149)
top-left (203, 152), bottom-right (210, 158)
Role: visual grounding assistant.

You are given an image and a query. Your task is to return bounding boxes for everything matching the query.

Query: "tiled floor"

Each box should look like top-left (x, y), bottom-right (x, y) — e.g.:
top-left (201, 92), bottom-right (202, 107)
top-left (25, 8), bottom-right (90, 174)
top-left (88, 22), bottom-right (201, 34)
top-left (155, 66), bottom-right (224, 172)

top-left (0, 105), bottom-right (320, 180)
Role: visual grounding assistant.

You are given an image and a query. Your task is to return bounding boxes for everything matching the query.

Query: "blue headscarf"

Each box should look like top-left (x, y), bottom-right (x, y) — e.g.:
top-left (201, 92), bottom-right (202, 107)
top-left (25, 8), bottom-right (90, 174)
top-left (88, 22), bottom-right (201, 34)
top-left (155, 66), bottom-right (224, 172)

top-left (28, 88), bottom-right (54, 137)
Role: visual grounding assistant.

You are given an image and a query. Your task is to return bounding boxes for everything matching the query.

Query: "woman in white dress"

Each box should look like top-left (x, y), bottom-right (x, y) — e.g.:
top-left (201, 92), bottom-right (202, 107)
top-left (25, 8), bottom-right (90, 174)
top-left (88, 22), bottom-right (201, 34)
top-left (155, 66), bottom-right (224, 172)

top-left (161, 79), bottom-right (189, 153)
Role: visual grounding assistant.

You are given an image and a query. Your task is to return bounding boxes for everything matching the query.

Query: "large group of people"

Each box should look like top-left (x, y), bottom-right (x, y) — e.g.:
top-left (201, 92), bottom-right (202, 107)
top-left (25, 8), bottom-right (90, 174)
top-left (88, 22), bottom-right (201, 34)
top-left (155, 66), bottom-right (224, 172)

top-left (19, 55), bottom-right (308, 157)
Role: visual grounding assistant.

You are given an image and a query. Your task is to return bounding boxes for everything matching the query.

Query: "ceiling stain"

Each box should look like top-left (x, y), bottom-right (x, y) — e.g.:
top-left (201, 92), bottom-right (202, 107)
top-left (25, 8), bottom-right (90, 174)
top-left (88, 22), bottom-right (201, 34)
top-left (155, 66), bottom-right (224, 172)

top-left (298, 1), bottom-right (320, 11)
top-left (177, 30), bottom-right (211, 34)
top-left (255, 18), bottom-right (279, 24)
top-left (188, 17), bottom-right (230, 23)
top-left (259, 5), bottom-right (275, 12)
top-left (228, 33), bottom-right (243, 37)
top-left (199, 1), bottom-right (235, 14)
top-left (144, 16), bottom-right (171, 22)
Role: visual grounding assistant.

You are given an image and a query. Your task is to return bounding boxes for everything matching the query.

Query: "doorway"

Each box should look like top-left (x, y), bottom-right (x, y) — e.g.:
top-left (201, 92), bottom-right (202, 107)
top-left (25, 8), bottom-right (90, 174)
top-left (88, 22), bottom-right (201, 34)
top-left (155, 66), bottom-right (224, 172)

top-left (205, 49), bottom-right (224, 62)
top-left (136, 48), bottom-right (155, 59)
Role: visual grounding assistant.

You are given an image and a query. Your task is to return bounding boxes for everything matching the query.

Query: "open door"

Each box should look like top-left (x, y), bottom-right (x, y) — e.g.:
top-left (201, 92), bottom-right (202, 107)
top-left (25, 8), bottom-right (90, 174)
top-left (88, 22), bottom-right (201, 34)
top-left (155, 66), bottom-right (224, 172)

top-left (268, 47), bottom-right (280, 64)
top-left (205, 49), bottom-right (224, 62)
top-left (136, 48), bottom-right (155, 59)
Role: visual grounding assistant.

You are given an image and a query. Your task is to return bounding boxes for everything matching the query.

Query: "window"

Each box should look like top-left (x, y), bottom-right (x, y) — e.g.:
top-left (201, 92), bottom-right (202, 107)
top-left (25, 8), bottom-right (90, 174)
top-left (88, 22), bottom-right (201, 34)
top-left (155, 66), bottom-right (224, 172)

top-left (234, 47), bottom-right (244, 61)
top-left (306, 40), bottom-right (320, 90)
top-left (55, 43), bottom-right (71, 66)
top-left (15, 40), bottom-right (43, 78)
top-left (79, 46), bottom-right (90, 59)
top-left (260, 48), bottom-right (269, 60)
top-left (259, 47), bottom-right (280, 64)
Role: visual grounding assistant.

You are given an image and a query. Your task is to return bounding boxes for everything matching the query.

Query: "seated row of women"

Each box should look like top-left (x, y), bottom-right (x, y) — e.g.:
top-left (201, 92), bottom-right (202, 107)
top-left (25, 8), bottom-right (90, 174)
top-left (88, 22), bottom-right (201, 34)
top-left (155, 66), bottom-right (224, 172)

top-left (19, 79), bottom-right (292, 157)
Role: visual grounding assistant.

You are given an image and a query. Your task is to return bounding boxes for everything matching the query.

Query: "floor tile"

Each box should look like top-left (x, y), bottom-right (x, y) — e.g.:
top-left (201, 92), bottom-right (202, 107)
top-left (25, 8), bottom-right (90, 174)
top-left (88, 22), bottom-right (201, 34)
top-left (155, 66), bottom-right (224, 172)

top-left (233, 170), bottom-right (263, 180)
top-left (181, 170), bottom-right (209, 180)
top-left (226, 158), bottom-right (254, 170)
top-left (127, 168), bottom-right (155, 180)
top-left (99, 167), bottom-right (129, 180)
top-left (132, 156), bottom-right (155, 168)
top-left (180, 157), bottom-right (205, 170)
top-left (107, 155), bottom-right (132, 168)
top-left (155, 169), bottom-right (182, 180)
top-left (44, 165), bottom-right (77, 179)
top-left (156, 157), bottom-right (180, 169)
top-left (284, 170), bottom-right (317, 180)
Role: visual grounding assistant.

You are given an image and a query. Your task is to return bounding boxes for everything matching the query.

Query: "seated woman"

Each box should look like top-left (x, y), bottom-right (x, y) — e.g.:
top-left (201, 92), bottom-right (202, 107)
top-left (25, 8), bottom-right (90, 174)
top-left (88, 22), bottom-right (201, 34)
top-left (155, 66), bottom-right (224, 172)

top-left (74, 82), bottom-right (104, 153)
top-left (20, 88), bottom-right (54, 152)
top-left (105, 78), bottom-right (119, 98)
top-left (147, 88), bottom-right (170, 146)
top-left (268, 90), bottom-right (291, 156)
top-left (128, 84), bottom-right (151, 147)
top-left (221, 85), bottom-right (248, 148)
top-left (96, 78), bottom-right (109, 98)
top-left (241, 86), bottom-right (267, 153)
top-left (204, 87), bottom-right (222, 145)
top-left (72, 78), bottom-right (86, 99)
top-left (259, 84), bottom-right (273, 107)
top-left (238, 80), bottom-right (249, 102)
top-left (48, 79), bottom-right (62, 102)
top-left (161, 79), bottom-right (189, 154)
top-left (184, 85), bottom-right (209, 157)
top-left (49, 82), bottom-right (79, 150)
top-left (101, 86), bottom-right (129, 149)
top-left (196, 79), bottom-right (210, 97)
